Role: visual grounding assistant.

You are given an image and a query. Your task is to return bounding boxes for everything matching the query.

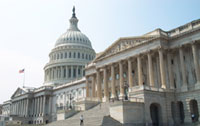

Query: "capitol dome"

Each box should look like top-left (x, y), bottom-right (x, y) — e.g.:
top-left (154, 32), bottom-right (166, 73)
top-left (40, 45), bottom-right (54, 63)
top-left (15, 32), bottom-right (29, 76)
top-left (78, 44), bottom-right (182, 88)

top-left (43, 7), bottom-right (96, 86)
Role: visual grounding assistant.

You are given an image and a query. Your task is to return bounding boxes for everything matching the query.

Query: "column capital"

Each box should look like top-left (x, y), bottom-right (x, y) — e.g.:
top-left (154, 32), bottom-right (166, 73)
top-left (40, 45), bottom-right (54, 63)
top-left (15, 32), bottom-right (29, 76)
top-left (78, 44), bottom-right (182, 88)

top-left (191, 40), bottom-right (197, 45)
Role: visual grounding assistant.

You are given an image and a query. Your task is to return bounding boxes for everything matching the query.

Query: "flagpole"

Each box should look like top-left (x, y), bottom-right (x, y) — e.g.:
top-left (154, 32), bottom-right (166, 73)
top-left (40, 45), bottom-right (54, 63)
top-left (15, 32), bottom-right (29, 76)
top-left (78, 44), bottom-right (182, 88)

top-left (23, 70), bottom-right (25, 88)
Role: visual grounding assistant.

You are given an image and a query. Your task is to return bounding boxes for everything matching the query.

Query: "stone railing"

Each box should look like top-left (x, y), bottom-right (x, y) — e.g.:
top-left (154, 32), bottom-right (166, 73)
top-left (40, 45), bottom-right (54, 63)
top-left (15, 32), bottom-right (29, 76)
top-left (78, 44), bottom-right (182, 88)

top-left (128, 96), bottom-right (144, 103)
top-left (76, 97), bottom-right (100, 102)
top-left (167, 19), bottom-right (200, 37)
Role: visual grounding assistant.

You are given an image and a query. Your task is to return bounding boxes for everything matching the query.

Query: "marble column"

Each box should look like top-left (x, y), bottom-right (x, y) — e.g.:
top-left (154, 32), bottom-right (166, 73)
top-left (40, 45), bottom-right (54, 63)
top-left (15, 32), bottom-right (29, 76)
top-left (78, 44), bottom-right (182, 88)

top-left (66, 66), bottom-right (68, 79)
top-left (43, 96), bottom-right (46, 116)
top-left (22, 100), bottom-right (24, 116)
top-left (71, 66), bottom-right (74, 79)
top-left (86, 76), bottom-right (89, 97)
top-left (50, 68), bottom-right (52, 80)
top-left (159, 49), bottom-right (166, 89)
top-left (128, 59), bottom-right (133, 88)
top-left (96, 69), bottom-right (102, 101)
top-left (76, 66), bottom-right (79, 78)
top-left (61, 66), bottom-right (63, 79)
top-left (92, 75), bottom-right (96, 97)
top-left (49, 96), bottom-right (52, 115)
top-left (32, 99), bottom-right (35, 116)
top-left (179, 47), bottom-right (187, 89)
top-left (19, 100), bottom-right (21, 116)
top-left (119, 61), bottom-right (125, 99)
top-left (192, 43), bottom-right (200, 83)
top-left (111, 64), bottom-right (117, 99)
top-left (137, 56), bottom-right (143, 86)
top-left (103, 67), bottom-right (109, 101)
top-left (148, 52), bottom-right (155, 87)
top-left (40, 96), bottom-right (43, 116)
top-left (26, 99), bottom-right (29, 117)
top-left (167, 52), bottom-right (174, 89)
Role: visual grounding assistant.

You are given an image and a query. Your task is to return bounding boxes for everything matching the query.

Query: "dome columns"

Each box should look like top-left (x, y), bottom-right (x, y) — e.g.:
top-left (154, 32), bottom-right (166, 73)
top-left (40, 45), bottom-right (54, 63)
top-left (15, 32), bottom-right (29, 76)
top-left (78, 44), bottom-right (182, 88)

top-left (44, 65), bottom-right (85, 84)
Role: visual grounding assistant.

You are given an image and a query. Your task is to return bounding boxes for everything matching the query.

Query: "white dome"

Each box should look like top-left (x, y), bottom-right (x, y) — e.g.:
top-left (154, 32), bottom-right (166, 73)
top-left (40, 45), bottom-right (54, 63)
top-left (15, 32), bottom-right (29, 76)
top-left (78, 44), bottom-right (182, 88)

top-left (55, 31), bottom-right (92, 48)
top-left (44, 7), bottom-right (96, 86)
top-left (55, 10), bottom-right (92, 49)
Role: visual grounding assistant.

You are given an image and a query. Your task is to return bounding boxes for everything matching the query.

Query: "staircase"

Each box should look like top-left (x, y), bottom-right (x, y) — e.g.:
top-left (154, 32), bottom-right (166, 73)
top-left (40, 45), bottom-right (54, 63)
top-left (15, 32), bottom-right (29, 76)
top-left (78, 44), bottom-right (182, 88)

top-left (45, 102), bottom-right (122, 126)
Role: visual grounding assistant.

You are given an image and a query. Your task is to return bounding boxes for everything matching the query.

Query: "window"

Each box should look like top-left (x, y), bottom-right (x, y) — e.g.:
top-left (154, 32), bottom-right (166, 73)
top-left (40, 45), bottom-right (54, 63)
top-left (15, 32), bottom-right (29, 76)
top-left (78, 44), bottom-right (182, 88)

top-left (171, 59), bottom-right (174, 64)
top-left (86, 54), bottom-right (88, 60)
top-left (69, 52), bottom-right (71, 58)
top-left (64, 69), bottom-right (66, 78)
top-left (82, 53), bottom-right (84, 59)
top-left (61, 53), bottom-right (63, 59)
top-left (78, 52), bottom-right (80, 58)
top-left (89, 55), bottom-right (91, 60)
top-left (74, 52), bottom-right (76, 58)
top-left (65, 52), bottom-right (67, 58)
top-left (78, 68), bottom-right (81, 75)
top-left (78, 90), bottom-right (82, 95)
top-left (57, 54), bottom-right (59, 60)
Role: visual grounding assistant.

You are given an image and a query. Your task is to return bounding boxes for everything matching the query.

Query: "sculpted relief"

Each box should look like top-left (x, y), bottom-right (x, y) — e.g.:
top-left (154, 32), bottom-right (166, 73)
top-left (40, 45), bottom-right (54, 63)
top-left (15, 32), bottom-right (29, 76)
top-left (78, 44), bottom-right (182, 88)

top-left (103, 36), bottom-right (155, 58)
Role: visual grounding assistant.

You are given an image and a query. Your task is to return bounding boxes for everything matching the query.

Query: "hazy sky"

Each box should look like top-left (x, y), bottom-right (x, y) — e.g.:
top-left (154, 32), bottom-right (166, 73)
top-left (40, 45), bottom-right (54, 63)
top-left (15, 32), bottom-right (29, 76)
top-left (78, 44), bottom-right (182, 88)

top-left (0, 0), bottom-right (199, 103)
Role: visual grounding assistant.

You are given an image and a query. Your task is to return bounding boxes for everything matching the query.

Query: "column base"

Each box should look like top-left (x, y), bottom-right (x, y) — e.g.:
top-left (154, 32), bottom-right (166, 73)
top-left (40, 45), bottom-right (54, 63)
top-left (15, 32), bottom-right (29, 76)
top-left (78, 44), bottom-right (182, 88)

top-left (181, 85), bottom-right (188, 92)
top-left (161, 85), bottom-right (166, 89)
top-left (195, 82), bottom-right (200, 90)
top-left (119, 94), bottom-right (125, 100)
top-left (111, 95), bottom-right (117, 99)
top-left (102, 97), bottom-right (109, 102)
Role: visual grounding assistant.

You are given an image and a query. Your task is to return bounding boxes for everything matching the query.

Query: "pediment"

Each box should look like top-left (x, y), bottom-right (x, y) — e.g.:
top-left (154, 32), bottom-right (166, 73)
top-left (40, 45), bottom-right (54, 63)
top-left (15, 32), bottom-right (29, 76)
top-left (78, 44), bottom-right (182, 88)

top-left (95, 36), bottom-right (156, 61)
top-left (11, 88), bottom-right (27, 99)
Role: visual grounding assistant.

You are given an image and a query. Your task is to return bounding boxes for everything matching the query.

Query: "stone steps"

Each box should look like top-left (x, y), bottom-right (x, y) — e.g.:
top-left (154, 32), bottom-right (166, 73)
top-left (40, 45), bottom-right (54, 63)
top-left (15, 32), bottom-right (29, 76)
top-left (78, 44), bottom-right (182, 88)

top-left (45, 102), bottom-right (122, 126)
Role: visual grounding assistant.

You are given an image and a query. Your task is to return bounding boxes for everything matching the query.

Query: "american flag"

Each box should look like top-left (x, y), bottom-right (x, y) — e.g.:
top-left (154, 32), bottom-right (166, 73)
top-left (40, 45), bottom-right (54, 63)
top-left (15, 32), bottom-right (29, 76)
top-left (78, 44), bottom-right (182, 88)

top-left (19, 69), bottom-right (25, 73)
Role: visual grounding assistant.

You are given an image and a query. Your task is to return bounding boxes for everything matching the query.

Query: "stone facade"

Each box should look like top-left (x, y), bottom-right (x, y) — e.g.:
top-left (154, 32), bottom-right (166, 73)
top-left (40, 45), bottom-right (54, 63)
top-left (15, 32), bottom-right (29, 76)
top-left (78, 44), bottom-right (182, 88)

top-left (1, 6), bottom-right (200, 126)
top-left (85, 19), bottom-right (200, 125)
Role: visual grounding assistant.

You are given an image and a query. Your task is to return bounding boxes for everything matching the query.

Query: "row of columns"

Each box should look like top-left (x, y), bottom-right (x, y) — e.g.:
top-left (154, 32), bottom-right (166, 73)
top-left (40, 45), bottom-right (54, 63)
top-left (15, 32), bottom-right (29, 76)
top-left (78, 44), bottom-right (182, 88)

top-left (45, 65), bottom-right (85, 82)
top-left (86, 42), bottom-right (200, 101)
top-left (10, 95), bottom-right (50, 117)
top-left (10, 99), bottom-right (29, 116)
top-left (32, 96), bottom-right (46, 116)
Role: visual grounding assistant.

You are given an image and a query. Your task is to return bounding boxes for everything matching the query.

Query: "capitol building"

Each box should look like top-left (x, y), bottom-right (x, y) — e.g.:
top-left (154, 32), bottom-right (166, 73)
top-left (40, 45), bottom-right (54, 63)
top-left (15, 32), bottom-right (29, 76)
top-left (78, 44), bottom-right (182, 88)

top-left (1, 7), bottom-right (200, 126)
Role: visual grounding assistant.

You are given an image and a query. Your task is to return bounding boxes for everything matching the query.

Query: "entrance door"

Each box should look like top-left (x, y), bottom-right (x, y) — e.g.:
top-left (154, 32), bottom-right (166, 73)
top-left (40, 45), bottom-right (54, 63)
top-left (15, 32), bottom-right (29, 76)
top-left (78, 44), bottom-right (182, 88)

top-left (190, 100), bottom-right (199, 122)
top-left (177, 101), bottom-right (185, 124)
top-left (150, 103), bottom-right (161, 126)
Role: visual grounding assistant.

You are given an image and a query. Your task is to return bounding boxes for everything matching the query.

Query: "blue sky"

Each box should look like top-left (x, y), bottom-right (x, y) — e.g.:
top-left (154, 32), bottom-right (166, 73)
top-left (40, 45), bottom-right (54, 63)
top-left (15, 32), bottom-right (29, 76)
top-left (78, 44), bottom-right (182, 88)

top-left (0, 0), bottom-right (199, 103)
